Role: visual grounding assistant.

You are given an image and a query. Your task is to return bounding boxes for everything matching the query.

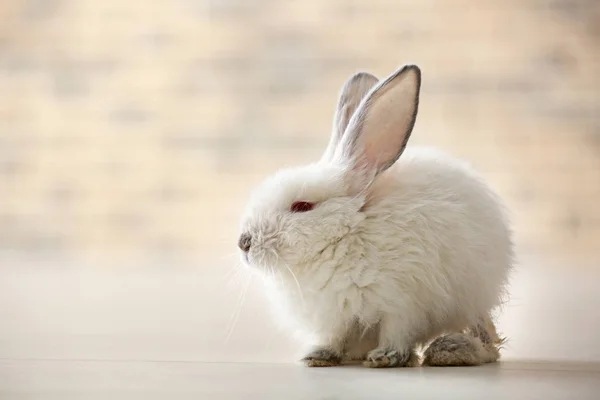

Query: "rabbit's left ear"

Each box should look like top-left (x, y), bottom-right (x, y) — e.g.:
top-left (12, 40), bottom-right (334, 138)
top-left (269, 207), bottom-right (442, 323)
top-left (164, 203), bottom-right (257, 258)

top-left (335, 65), bottom-right (421, 176)
top-left (322, 72), bottom-right (378, 162)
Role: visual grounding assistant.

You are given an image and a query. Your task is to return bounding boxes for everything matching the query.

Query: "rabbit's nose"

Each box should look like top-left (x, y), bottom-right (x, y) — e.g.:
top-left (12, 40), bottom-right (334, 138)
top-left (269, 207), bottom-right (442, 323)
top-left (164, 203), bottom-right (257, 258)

top-left (238, 233), bottom-right (252, 253)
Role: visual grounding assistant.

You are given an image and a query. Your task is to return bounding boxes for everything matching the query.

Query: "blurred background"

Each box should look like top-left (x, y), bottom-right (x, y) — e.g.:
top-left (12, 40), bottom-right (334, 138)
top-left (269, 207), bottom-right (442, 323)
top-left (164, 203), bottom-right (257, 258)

top-left (1, 0), bottom-right (599, 364)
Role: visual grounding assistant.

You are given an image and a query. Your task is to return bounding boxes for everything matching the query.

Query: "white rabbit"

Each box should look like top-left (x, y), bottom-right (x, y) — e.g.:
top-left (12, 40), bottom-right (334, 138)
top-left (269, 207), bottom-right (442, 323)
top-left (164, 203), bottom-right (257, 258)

top-left (238, 65), bottom-right (513, 367)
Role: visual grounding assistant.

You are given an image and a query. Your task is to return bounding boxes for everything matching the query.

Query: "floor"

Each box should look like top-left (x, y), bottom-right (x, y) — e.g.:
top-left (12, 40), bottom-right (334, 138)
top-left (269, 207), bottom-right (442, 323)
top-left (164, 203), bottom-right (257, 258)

top-left (2, 360), bottom-right (599, 399)
top-left (1, 256), bottom-right (600, 399)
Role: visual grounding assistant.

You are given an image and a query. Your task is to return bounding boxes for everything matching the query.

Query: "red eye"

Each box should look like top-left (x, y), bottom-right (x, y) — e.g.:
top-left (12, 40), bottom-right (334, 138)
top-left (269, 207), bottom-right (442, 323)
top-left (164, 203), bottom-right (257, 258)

top-left (290, 201), bottom-right (314, 213)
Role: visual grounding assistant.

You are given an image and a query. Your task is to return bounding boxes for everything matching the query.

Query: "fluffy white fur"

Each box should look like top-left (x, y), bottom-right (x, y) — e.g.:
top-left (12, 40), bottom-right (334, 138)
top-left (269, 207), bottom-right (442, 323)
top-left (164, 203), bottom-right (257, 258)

top-left (239, 65), bottom-right (513, 367)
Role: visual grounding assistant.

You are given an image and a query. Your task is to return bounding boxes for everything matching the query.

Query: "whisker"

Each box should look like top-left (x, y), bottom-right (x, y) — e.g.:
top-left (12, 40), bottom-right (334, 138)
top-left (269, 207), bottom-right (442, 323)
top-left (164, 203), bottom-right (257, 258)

top-left (224, 272), bottom-right (253, 345)
top-left (223, 264), bottom-right (247, 290)
top-left (222, 262), bottom-right (243, 284)
top-left (271, 249), bottom-right (305, 306)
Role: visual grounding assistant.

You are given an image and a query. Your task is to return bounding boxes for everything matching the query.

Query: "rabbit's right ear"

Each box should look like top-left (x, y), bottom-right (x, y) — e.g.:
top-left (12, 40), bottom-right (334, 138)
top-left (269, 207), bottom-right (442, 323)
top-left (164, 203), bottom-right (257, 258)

top-left (321, 72), bottom-right (378, 162)
top-left (335, 65), bottom-right (421, 180)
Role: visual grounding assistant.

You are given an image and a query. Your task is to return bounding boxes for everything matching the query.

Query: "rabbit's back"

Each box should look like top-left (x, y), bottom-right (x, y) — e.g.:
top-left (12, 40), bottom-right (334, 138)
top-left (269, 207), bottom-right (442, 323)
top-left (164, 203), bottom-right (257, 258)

top-left (360, 146), bottom-right (513, 339)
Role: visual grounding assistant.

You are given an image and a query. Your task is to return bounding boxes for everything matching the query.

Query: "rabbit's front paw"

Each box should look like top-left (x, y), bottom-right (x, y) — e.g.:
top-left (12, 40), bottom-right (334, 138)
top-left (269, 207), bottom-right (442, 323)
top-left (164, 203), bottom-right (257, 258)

top-left (363, 348), bottom-right (411, 368)
top-left (301, 348), bottom-right (342, 367)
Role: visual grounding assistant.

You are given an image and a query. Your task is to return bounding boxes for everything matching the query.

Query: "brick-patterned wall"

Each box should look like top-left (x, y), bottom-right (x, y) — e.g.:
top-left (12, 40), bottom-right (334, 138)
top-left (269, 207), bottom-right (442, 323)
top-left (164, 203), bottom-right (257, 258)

top-left (0, 0), bottom-right (599, 264)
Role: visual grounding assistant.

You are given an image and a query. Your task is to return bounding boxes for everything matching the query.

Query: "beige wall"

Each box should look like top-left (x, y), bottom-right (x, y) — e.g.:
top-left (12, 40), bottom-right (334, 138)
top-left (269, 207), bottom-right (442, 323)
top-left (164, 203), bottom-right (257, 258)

top-left (1, 0), bottom-right (599, 264)
top-left (1, 0), bottom-right (599, 362)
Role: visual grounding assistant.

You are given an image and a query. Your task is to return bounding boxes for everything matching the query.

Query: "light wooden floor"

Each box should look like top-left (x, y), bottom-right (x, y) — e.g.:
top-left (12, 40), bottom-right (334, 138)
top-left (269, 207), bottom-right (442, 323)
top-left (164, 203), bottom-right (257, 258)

top-left (2, 257), bottom-right (600, 399)
top-left (2, 360), bottom-right (599, 400)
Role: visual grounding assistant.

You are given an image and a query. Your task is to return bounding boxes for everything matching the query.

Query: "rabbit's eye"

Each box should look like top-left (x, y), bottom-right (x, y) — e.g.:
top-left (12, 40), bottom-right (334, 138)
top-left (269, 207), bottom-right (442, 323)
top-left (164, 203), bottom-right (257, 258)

top-left (290, 201), bottom-right (314, 213)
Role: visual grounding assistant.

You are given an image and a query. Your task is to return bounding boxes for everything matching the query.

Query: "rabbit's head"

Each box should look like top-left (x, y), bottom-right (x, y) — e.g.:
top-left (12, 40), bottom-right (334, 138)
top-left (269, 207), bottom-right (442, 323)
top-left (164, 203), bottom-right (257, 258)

top-left (239, 66), bottom-right (421, 271)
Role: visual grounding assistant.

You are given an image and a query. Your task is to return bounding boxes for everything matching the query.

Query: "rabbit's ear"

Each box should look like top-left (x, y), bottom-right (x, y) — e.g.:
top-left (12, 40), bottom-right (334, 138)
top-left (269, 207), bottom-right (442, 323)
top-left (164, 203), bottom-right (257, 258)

top-left (336, 65), bottom-right (421, 176)
top-left (322, 72), bottom-right (378, 162)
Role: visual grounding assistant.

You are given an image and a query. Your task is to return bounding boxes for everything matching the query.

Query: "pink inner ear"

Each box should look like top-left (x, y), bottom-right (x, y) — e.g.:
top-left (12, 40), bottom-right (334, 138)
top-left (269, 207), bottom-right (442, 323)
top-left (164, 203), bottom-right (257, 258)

top-left (343, 66), bottom-right (420, 174)
top-left (362, 109), bottom-right (414, 170)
